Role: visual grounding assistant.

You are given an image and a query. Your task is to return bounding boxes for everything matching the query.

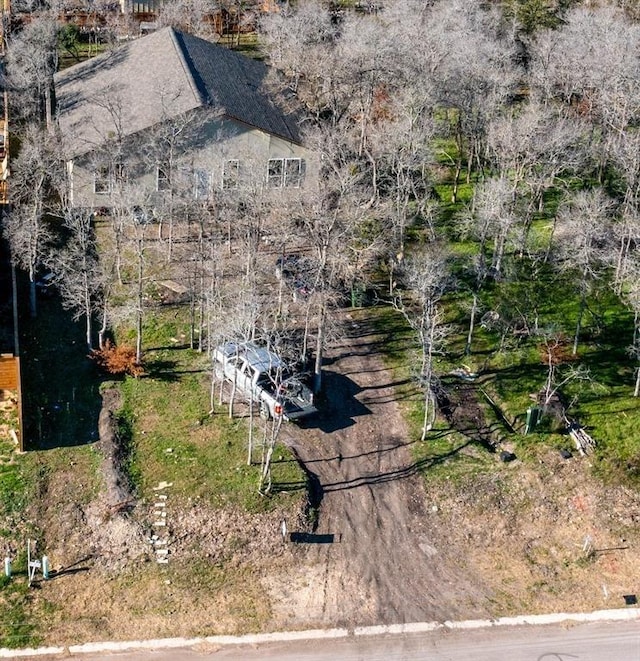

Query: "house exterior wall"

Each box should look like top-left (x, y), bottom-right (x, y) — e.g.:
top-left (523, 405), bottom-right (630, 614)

top-left (69, 115), bottom-right (314, 210)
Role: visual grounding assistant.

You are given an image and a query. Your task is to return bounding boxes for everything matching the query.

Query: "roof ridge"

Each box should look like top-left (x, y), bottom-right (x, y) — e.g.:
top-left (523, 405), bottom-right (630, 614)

top-left (167, 27), bottom-right (205, 107)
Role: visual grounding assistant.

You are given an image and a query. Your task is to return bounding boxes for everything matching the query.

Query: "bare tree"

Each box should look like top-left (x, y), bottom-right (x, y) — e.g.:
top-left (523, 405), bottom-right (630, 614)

top-left (610, 130), bottom-right (640, 292)
top-left (277, 125), bottom-right (384, 393)
top-left (258, 414), bottom-right (282, 496)
top-left (614, 253), bottom-right (640, 397)
top-left (469, 176), bottom-right (516, 277)
top-left (156, 0), bottom-right (220, 38)
top-left (528, 6), bottom-right (640, 183)
top-left (49, 210), bottom-right (102, 351)
top-left (6, 12), bottom-right (59, 126)
top-left (141, 107), bottom-right (220, 262)
top-left (2, 127), bottom-right (59, 317)
top-left (537, 329), bottom-right (590, 412)
top-left (368, 85), bottom-right (437, 257)
top-left (418, 0), bottom-right (518, 197)
top-left (394, 246), bottom-right (450, 440)
top-left (260, 0), bottom-right (340, 123)
top-left (554, 189), bottom-right (614, 355)
top-left (486, 102), bottom-right (587, 233)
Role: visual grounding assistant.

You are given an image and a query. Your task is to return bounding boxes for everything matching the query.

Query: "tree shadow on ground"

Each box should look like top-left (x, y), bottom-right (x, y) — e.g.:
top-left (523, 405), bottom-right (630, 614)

top-left (145, 343), bottom-right (191, 352)
top-left (141, 359), bottom-right (180, 381)
top-left (288, 435), bottom-right (471, 532)
top-left (292, 432), bottom-right (443, 465)
top-left (290, 532), bottom-right (336, 544)
top-left (270, 479), bottom-right (307, 493)
top-left (19, 294), bottom-right (103, 450)
top-left (320, 441), bottom-right (473, 493)
top-left (301, 369), bottom-right (371, 433)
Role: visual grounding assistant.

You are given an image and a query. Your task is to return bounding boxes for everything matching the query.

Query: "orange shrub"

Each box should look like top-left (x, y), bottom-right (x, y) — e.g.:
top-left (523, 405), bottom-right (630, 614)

top-left (90, 340), bottom-right (144, 378)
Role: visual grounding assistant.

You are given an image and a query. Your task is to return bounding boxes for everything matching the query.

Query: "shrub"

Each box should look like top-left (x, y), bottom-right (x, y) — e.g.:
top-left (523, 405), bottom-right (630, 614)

top-left (90, 340), bottom-right (143, 378)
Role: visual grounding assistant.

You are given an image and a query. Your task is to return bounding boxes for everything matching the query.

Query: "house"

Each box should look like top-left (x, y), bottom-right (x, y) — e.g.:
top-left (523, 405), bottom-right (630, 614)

top-left (54, 26), bottom-right (311, 210)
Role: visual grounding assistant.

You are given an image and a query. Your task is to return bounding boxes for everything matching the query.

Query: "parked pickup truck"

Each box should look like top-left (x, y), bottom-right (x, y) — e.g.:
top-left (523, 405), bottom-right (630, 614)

top-left (213, 341), bottom-right (317, 421)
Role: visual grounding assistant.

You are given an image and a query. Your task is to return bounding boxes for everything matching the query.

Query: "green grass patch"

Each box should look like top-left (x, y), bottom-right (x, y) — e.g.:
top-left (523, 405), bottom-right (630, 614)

top-left (369, 252), bottom-right (640, 491)
top-left (0, 578), bottom-right (42, 649)
top-left (581, 390), bottom-right (640, 486)
top-left (0, 442), bottom-right (96, 649)
top-left (111, 306), bottom-right (304, 512)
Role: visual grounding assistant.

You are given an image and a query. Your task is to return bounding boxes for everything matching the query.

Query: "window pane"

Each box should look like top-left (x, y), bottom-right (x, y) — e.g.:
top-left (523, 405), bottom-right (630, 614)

top-left (94, 165), bottom-right (111, 194)
top-left (267, 158), bottom-right (283, 188)
top-left (114, 161), bottom-right (127, 183)
top-left (284, 158), bottom-right (303, 187)
top-left (222, 160), bottom-right (239, 190)
top-left (194, 169), bottom-right (210, 199)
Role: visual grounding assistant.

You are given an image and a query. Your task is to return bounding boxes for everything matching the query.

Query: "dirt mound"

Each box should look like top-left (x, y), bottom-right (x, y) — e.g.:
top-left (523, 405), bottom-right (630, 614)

top-left (38, 388), bottom-right (148, 573)
top-left (98, 387), bottom-right (134, 507)
top-left (437, 378), bottom-right (499, 451)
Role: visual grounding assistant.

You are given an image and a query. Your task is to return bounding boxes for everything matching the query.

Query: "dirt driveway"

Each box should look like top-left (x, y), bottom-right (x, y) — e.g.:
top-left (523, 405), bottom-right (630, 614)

top-left (267, 312), bottom-right (490, 628)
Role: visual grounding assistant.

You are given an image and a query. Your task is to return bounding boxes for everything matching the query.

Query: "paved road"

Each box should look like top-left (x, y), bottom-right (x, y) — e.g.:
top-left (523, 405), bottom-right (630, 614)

top-left (42, 621), bottom-right (640, 661)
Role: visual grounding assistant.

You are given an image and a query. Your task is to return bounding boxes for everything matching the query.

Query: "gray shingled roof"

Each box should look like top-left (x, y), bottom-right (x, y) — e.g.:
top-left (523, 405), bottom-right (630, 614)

top-left (55, 27), bottom-right (301, 158)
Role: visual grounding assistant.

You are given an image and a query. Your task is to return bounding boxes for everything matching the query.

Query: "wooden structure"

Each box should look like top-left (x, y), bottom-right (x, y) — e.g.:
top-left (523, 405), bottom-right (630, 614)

top-left (0, 355), bottom-right (23, 451)
top-left (0, 93), bottom-right (9, 205)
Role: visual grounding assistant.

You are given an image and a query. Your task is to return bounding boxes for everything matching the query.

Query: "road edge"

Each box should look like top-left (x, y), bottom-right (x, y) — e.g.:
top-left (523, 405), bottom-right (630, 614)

top-left (2, 607), bottom-right (639, 658)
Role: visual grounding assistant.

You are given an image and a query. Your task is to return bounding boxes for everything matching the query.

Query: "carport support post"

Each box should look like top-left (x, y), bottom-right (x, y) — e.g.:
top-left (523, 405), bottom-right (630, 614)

top-left (313, 301), bottom-right (326, 394)
top-left (247, 387), bottom-right (254, 465)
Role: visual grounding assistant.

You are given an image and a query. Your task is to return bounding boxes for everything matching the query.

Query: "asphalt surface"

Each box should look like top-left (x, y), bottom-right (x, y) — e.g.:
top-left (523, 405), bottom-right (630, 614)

top-left (13, 619), bottom-right (640, 661)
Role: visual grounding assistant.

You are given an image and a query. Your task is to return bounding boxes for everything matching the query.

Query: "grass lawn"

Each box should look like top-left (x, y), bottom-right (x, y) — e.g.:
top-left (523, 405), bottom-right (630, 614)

top-left (369, 273), bottom-right (640, 491)
top-left (0, 294), bottom-right (304, 648)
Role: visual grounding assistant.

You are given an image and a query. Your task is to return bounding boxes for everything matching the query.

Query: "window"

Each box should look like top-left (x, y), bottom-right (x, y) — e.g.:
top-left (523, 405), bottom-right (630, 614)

top-left (194, 169), bottom-right (210, 199)
top-left (285, 158), bottom-right (303, 187)
top-left (157, 164), bottom-right (171, 192)
top-left (267, 158), bottom-right (304, 188)
top-left (94, 165), bottom-right (111, 194)
top-left (222, 160), bottom-right (239, 190)
top-left (267, 158), bottom-right (283, 188)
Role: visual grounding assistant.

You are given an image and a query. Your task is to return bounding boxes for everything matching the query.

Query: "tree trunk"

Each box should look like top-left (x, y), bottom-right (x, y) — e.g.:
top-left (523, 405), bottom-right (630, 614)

top-left (209, 369), bottom-right (216, 415)
top-left (301, 301), bottom-right (312, 366)
top-left (493, 231), bottom-right (507, 275)
top-left (29, 277), bottom-right (37, 319)
top-left (228, 372), bottom-right (237, 419)
top-left (465, 293), bottom-right (478, 356)
top-left (84, 293), bottom-right (92, 351)
top-left (420, 320), bottom-right (436, 441)
top-left (259, 416), bottom-right (281, 495)
top-left (247, 386), bottom-right (254, 465)
top-left (98, 301), bottom-right (108, 350)
top-left (573, 291), bottom-right (586, 356)
top-left (135, 238), bottom-right (144, 364)
top-left (451, 158), bottom-right (462, 204)
top-left (614, 231), bottom-right (631, 294)
top-left (189, 288), bottom-right (196, 350)
top-left (313, 300), bottom-right (325, 394)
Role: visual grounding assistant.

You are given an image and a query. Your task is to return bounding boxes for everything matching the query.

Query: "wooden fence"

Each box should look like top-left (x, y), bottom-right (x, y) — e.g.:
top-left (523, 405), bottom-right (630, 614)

top-left (0, 354), bottom-right (23, 451)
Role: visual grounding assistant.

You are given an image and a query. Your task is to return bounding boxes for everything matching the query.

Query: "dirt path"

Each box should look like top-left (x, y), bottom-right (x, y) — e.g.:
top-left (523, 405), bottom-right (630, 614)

top-left (267, 313), bottom-right (489, 628)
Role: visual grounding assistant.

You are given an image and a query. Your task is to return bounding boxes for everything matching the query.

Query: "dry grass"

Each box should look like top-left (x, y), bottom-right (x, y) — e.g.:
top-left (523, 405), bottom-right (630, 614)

top-left (424, 447), bottom-right (640, 614)
top-left (32, 491), bottom-right (302, 645)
